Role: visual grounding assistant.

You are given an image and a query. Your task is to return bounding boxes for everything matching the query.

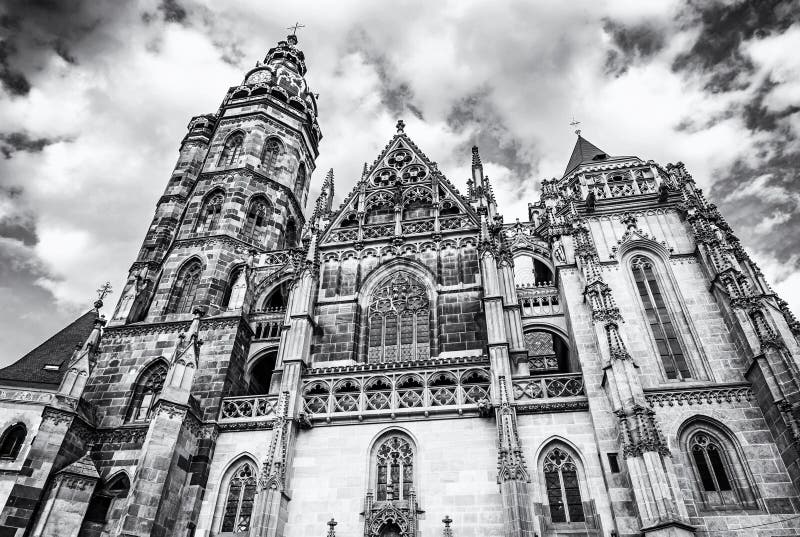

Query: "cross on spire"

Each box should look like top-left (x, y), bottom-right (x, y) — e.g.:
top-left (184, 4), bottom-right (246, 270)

top-left (287, 22), bottom-right (305, 36)
top-left (570, 117), bottom-right (581, 136)
top-left (96, 282), bottom-right (113, 301)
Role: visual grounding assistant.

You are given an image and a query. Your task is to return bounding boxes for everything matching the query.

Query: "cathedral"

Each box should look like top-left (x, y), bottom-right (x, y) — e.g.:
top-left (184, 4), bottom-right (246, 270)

top-left (3, 32), bottom-right (800, 537)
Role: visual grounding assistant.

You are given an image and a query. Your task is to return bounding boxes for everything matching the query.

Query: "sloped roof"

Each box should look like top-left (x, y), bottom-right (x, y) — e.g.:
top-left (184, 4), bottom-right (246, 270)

top-left (58, 452), bottom-right (100, 479)
top-left (564, 135), bottom-right (609, 176)
top-left (0, 310), bottom-right (98, 389)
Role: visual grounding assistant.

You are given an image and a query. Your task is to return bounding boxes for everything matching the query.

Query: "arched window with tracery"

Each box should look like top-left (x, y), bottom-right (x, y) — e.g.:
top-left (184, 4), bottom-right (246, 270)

top-left (0, 423), bottom-right (26, 460)
top-left (166, 260), bottom-right (203, 314)
top-left (681, 424), bottom-right (758, 509)
top-left (375, 436), bottom-right (414, 502)
top-left (219, 132), bottom-right (244, 167)
top-left (195, 191), bottom-right (225, 233)
top-left (261, 137), bottom-right (282, 172)
top-left (367, 272), bottom-right (430, 363)
top-left (542, 447), bottom-right (585, 523)
top-left (220, 461), bottom-right (257, 533)
top-left (243, 197), bottom-right (270, 244)
top-left (631, 255), bottom-right (690, 380)
top-left (125, 361), bottom-right (168, 422)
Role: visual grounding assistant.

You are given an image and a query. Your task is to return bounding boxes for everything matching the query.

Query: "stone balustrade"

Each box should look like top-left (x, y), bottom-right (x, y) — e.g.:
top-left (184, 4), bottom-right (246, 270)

top-left (517, 285), bottom-right (562, 317)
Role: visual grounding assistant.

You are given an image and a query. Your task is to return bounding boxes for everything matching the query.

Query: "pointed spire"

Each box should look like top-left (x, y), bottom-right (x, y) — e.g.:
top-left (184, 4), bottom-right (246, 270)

top-left (564, 134), bottom-right (609, 176)
top-left (471, 145), bottom-right (482, 167)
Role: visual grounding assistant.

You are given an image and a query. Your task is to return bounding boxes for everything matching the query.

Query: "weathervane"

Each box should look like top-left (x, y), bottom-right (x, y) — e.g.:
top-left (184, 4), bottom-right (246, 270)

top-left (287, 22), bottom-right (305, 36)
top-left (570, 117), bottom-right (581, 136)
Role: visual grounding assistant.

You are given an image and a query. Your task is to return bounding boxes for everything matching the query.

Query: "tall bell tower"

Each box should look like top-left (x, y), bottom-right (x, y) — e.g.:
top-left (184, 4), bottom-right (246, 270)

top-left (110, 33), bottom-right (321, 326)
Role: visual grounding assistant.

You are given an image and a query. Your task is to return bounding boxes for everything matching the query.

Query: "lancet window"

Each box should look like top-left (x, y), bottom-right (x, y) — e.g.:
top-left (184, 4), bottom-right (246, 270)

top-left (221, 461), bottom-right (257, 533)
top-left (367, 272), bottom-right (430, 363)
top-left (0, 423), bottom-right (26, 460)
top-left (219, 132), bottom-right (244, 167)
top-left (375, 436), bottom-right (414, 501)
top-left (261, 137), bottom-right (282, 172)
top-left (243, 197), bottom-right (270, 243)
top-left (295, 162), bottom-right (307, 197)
top-left (125, 360), bottom-right (168, 422)
top-left (195, 191), bottom-right (225, 233)
top-left (542, 447), bottom-right (585, 523)
top-left (83, 473), bottom-right (130, 525)
top-left (631, 255), bottom-right (690, 379)
top-left (166, 260), bottom-right (203, 314)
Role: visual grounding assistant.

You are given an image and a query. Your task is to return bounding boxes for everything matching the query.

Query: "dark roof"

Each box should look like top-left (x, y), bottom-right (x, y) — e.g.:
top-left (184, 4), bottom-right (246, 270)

top-left (0, 310), bottom-right (98, 389)
top-left (564, 135), bottom-right (609, 176)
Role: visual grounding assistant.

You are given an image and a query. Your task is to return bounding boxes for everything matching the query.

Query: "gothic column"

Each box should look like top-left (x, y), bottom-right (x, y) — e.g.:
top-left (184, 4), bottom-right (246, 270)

top-left (30, 454), bottom-right (100, 537)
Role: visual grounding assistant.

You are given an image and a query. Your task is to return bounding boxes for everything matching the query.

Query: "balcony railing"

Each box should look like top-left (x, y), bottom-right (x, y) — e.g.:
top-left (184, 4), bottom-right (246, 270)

top-left (512, 373), bottom-right (585, 402)
top-left (302, 368), bottom-right (491, 421)
top-left (517, 285), bottom-right (562, 316)
top-left (218, 394), bottom-right (279, 421)
top-left (251, 309), bottom-right (285, 340)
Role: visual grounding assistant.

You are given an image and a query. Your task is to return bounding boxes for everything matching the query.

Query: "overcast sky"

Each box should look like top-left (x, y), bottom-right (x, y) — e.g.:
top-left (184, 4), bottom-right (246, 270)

top-left (0, 0), bottom-right (798, 364)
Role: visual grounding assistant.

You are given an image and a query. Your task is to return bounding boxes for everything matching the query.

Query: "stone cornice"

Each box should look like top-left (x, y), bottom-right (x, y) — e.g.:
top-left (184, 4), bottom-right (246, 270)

top-left (514, 399), bottom-right (589, 414)
top-left (304, 355), bottom-right (489, 377)
top-left (644, 383), bottom-right (753, 407)
top-left (103, 315), bottom-right (246, 338)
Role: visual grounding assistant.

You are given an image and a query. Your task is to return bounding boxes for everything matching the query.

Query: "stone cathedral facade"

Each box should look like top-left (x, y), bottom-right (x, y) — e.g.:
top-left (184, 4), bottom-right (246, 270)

top-left (2, 33), bottom-right (800, 537)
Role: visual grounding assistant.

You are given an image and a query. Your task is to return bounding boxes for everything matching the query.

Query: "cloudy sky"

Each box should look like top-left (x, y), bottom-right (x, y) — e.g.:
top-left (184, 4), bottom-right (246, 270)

top-left (0, 0), bottom-right (798, 364)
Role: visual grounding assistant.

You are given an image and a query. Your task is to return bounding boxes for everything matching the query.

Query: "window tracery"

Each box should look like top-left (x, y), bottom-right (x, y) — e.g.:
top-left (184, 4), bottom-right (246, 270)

top-left (542, 447), bottom-right (585, 523)
top-left (375, 436), bottom-right (414, 501)
top-left (125, 361), bottom-right (168, 422)
top-left (367, 272), bottom-right (430, 363)
top-left (195, 192), bottom-right (224, 233)
top-left (221, 462), bottom-right (257, 533)
top-left (243, 198), bottom-right (270, 243)
top-left (219, 133), bottom-right (244, 167)
top-left (261, 137), bottom-right (282, 171)
top-left (631, 255), bottom-right (690, 379)
top-left (166, 260), bottom-right (203, 314)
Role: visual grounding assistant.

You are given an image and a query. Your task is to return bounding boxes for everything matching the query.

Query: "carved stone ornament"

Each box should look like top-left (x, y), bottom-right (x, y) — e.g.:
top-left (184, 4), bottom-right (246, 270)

top-left (43, 407), bottom-right (74, 426)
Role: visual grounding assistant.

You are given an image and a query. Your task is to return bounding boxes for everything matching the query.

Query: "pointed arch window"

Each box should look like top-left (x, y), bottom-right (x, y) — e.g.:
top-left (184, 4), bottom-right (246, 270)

top-left (221, 461), bottom-right (257, 533)
top-left (243, 197), bottom-right (270, 243)
top-left (261, 137), bottom-right (282, 171)
top-left (542, 447), bottom-right (584, 523)
top-left (223, 266), bottom-right (247, 310)
top-left (631, 256), bottom-right (690, 379)
top-left (367, 272), bottom-right (430, 363)
top-left (166, 260), bottom-right (203, 314)
top-left (375, 436), bottom-right (414, 501)
top-left (0, 423), bottom-right (26, 460)
top-left (195, 192), bottom-right (225, 233)
top-left (84, 473), bottom-right (130, 525)
top-left (295, 162), bottom-right (307, 197)
top-left (219, 133), bottom-right (244, 167)
top-left (125, 361), bottom-right (168, 422)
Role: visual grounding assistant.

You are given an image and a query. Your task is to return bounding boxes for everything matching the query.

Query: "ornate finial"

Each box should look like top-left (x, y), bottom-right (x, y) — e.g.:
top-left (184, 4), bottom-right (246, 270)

top-left (471, 145), bottom-right (482, 167)
top-left (442, 515), bottom-right (453, 537)
top-left (570, 117), bottom-right (581, 136)
top-left (326, 518), bottom-right (337, 537)
top-left (396, 119), bottom-right (405, 133)
top-left (362, 162), bottom-right (369, 179)
top-left (95, 282), bottom-right (113, 310)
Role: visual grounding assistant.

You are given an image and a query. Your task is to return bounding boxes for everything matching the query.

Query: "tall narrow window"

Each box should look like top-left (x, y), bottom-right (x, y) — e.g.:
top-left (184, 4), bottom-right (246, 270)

top-left (375, 436), bottom-right (414, 501)
top-left (219, 133), bottom-right (244, 167)
top-left (690, 433), bottom-right (735, 506)
top-left (295, 162), bottom-right (307, 197)
top-left (0, 423), bottom-right (26, 460)
top-left (367, 272), bottom-right (430, 363)
top-left (243, 198), bottom-right (270, 243)
top-left (223, 266), bottom-right (247, 310)
top-left (166, 260), bottom-right (203, 314)
top-left (261, 137), bottom-right (282, 171)
top-left (221, 462), bottom-right (257, 533)
top-left (543, 447), bottom-right (584, 523)
top-left (84, 473), bottom-right (130, 525)
top-left (631, 256), bottom-right (690, 379)
top-left (125, 361), bottom-right (168, 422)
top-left (195, 192), bottom-right (224, 233)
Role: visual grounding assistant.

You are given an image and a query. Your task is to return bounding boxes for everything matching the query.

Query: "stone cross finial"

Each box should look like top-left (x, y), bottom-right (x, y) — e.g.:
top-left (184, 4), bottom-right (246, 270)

top-left (442, 515), bottom-right (453, 537)
top-left (396, 119), bottom-right (405, 133)
top-left (287, 22), bottom-right (305, 36)
top-left (327, 518), bottom-right (337, 537)
top-left (95, 281), bottom-right (113, 310)
top-left (570, 117), bottom-right (582, 136)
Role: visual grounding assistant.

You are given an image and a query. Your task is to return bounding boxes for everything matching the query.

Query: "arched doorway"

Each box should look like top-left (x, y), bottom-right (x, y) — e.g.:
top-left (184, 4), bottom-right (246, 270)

top-left (249, 350), bottom-right (277, 394)
top-left (379, 523), bottom-right (402, 537)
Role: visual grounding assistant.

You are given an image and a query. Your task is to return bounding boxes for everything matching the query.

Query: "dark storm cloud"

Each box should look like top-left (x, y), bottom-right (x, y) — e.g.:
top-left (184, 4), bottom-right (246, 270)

top-left (672, 0), bottom-right (800, 93)
top-left (447, 88), bottom-right (532, 181)
top-left (603, 19), bottom-right (667, 77)
top-left (0, 132), bottom-right (60, 159)
top-left (0, 40), bottom-right (30, 96)
top-left (159, 0), bottom-right (187, 24)
top-left (0, 187), bottom-right (37, 246)
top-left (346, 27), bottom-right (424, 120)
top-left (742, 78), bottom-right (800, 133)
